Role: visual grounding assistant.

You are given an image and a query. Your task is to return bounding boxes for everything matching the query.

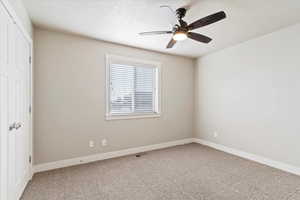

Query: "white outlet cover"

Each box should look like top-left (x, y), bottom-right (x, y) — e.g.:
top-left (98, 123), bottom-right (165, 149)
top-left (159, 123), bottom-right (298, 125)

top-left (89, 141), bottom-right (95, 148)
top-left (102, 139), bottom-right (107, 146)
top-left (214, 132), bottom-right (218, 138)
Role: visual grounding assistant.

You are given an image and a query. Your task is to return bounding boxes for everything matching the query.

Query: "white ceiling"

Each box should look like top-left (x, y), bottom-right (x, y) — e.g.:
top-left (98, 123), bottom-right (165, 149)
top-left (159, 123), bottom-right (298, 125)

top-left (24, 0), bottom-right (300, 58)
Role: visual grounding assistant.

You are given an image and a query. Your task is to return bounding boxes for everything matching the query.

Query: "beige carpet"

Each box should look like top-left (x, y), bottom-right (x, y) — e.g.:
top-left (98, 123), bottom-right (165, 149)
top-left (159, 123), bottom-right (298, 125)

top-left (22, 143), bottom-right (300, 200)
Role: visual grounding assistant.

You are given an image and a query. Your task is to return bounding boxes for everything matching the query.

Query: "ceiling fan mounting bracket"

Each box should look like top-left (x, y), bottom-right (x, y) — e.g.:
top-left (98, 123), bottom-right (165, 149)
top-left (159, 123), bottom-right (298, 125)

top-left (176, 8), bottom-right (187, 19)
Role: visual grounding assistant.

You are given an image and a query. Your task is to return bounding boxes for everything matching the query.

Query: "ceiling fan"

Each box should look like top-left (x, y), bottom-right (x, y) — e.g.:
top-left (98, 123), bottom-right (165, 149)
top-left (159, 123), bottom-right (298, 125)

top-left (139, 7), bottom-right (226, 49)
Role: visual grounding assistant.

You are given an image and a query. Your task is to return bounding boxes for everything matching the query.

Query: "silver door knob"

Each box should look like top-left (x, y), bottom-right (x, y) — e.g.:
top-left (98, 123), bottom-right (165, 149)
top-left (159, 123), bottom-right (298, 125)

top-left (15, 122), bottom-right (22, 130)
top-left (9, 122), bottom-right (16, 131)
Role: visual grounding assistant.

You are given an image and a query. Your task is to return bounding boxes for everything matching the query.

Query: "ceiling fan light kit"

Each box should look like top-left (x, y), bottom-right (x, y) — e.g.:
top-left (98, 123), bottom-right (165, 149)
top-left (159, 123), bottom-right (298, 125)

top-left (173, 31), bottom-right (187, 41)
top-left (139, 7), bottom-right (226, 49)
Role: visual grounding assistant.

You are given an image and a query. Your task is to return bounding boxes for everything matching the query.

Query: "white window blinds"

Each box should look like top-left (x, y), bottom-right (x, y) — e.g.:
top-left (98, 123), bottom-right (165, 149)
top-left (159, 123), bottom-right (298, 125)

top-left (108, 62), bottom-right (159, 116)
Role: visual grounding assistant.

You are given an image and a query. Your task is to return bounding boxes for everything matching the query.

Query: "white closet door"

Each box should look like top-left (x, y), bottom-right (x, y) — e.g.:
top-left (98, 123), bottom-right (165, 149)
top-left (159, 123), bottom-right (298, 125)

top-left (0, 5), bottom-right (31, 200)
top-left (14, 23), bottom-right (30, 200)
top-left (7, 14), bottom-right (17, 200)
top-left (0, 3), bottom-right (10, 200)
top-left (7, 22), bottom-right (30, 200)
top-left (1, 2), bottom-right (31, 199)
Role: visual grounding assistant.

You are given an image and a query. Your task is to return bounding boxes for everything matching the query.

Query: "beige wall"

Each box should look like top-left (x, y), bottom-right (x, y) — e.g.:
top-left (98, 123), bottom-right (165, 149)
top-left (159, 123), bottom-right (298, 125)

top-left (195, 23), bottom-right (300, 167)
top-left (6, 0), bottom-right (32, 35)
top-left (34, 28), bottom-right (195, 164)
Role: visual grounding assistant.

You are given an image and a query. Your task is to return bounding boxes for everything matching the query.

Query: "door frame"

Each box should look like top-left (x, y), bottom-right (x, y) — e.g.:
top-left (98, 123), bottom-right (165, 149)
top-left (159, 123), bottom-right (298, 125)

top-left (0, 0), bottom-right (33, 193)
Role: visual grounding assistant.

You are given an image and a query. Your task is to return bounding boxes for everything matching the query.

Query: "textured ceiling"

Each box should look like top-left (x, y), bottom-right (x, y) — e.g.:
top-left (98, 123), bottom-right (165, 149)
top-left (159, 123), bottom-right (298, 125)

top-left (24, 0), bottom-right (300, 58)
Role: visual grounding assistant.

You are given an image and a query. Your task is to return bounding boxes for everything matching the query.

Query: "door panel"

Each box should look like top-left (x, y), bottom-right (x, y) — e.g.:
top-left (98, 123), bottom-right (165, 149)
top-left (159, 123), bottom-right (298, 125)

top-left (0, 73), bottom-right (9, 200)
top-left (0, 3), bottom-right (9, 200)
top-left (1, 2), bottom-right (31, 199)
top-left (8, 77), bottom-right (16, 200)
top-left (14, 25), bottom-right (29, 199)
top-left (0, 1), bottom-right (8, 71)
top-left (7, 22), bottom-right (31, 200)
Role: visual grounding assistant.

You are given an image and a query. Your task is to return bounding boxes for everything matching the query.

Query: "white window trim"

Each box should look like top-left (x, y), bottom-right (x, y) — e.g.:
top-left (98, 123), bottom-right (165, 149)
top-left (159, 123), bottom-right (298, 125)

top-left (105, 54), bottom-right (161, 120)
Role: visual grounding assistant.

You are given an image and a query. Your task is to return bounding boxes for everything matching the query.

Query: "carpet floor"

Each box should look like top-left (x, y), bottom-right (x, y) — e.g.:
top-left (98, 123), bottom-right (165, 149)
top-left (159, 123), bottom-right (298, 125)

top-left (22, 143), bottom-right (300, 200)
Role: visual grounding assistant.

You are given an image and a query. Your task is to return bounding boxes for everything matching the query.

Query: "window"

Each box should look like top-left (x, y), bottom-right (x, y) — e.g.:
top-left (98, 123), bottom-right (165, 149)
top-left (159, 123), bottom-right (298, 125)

top-left (106, 55), bottom-right (161, 120)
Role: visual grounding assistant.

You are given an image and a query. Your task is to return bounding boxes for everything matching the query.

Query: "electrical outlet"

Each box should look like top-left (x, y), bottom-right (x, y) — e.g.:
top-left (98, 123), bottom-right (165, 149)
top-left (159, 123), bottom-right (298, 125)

top-left (213, 131), bottom-right (218, 138)
top-left (89, 140), bottom-right (95, 148)
top-left (101, 139), bottom-right (107, 146)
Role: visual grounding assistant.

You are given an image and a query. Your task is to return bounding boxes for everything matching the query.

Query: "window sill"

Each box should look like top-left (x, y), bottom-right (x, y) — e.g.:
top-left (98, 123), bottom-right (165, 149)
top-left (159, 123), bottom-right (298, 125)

top-left (105, 113), bottom-right (161, 121)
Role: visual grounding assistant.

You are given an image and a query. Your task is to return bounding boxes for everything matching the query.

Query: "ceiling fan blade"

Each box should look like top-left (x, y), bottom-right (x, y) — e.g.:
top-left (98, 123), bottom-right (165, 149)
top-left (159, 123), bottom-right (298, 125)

top-left (187, 32), bottom-right (212, 43)
top-left (166, 38), bottom-right (176, 49)
top-left (187, 11), bottom-right (226, 30)
top-left (139, 31), bottom-right (173, 36)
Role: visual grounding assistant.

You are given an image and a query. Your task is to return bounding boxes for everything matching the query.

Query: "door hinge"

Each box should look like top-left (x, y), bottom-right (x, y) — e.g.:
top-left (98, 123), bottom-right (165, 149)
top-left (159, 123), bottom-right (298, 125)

top-left (29, 156), bottom-right (32, 163)
top-left (29, 105), bottom-right (32, 114)
top-left (29, 56), bottom-right (32, 64)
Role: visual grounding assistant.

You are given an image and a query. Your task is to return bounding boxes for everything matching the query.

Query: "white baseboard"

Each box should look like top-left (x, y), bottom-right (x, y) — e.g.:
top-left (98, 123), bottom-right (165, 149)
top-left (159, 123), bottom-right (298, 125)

top-left (34, 138), bottom-right (194, 173)
top-left (34, 138), bottom-right (300, 176)
top-left (193, 138), bottom-right (300, 176)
